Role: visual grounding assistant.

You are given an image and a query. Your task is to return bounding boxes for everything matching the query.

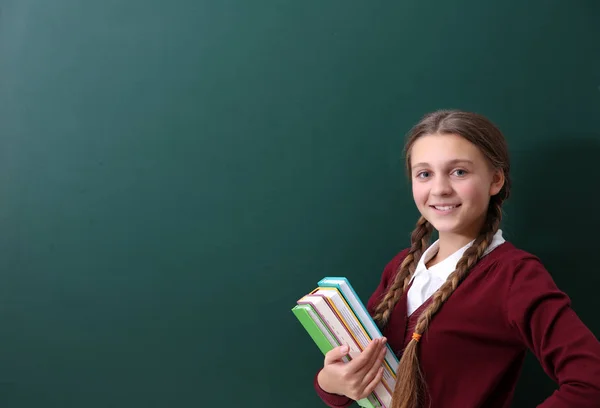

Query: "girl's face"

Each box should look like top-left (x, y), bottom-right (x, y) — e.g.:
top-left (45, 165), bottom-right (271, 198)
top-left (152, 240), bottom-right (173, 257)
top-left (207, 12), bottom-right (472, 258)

top-left (409, 133), bottom-right (504, 241)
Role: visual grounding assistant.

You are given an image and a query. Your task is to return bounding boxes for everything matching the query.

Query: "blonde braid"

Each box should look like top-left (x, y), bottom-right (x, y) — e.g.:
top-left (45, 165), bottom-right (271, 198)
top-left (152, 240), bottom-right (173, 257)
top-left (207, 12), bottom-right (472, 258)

top-left (391, 198), bottom-right (503, 408)
top-left (372, 216), bottom-right (433, 329)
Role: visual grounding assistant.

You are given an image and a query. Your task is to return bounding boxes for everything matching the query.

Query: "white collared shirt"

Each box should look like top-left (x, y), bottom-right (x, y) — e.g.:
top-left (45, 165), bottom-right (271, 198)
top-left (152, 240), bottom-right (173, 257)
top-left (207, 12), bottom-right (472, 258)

top-left (406, 229), bottom-right (506, 316)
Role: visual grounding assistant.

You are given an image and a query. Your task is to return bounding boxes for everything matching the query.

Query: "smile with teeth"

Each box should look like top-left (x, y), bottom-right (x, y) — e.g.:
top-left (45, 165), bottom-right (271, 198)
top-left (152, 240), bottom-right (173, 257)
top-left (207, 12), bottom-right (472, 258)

top-left (431, 204), bottom-right (461, 211)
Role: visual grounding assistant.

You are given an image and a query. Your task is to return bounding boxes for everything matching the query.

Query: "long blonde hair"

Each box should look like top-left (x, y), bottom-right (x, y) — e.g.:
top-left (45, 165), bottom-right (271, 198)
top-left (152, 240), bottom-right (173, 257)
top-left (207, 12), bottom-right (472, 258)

top-left (372, 110), bottom-right (511, 408)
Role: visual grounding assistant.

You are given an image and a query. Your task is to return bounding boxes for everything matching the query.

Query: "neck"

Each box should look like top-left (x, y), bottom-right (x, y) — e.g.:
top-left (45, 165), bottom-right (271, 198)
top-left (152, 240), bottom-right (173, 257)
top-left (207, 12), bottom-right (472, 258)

top-left (427, 217), bottom-right (486, 267)
top-left (436, 232), bottom-right (477, 260)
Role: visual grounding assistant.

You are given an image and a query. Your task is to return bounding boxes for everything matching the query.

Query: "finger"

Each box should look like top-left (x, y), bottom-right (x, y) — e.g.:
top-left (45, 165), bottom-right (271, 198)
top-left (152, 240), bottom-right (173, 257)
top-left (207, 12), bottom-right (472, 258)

top-left (361, 344), bottom-right (387, 388)
top-left (349, 338), bottom-right (386, 372)
top-left (359, 366), bottom-right (385, 400)
top-left (324, 344), bottom-right (350, 365)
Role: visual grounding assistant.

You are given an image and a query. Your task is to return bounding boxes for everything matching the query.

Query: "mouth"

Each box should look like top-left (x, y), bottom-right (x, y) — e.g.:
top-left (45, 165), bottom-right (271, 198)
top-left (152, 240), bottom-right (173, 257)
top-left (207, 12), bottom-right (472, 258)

top-left (429, 204), bottom-right (461, 212)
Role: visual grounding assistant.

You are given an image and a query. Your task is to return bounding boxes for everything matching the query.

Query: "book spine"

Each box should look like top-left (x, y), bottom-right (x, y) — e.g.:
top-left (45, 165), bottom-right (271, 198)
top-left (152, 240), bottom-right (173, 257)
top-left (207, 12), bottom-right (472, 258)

top-left (298, 296), bottom-right (392, 407)
top-left (318, 278), bottom-right (400, 371)
top-left (292, 305), bottom-right (380, 408)
top-left (316, 289), bottom-right (395, 396)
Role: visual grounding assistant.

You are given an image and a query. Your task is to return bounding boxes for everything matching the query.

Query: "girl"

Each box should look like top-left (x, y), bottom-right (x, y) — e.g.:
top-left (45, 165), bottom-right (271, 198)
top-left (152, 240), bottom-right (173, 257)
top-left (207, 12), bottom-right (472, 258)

top-left (313, 110), bottom-right (600, 408)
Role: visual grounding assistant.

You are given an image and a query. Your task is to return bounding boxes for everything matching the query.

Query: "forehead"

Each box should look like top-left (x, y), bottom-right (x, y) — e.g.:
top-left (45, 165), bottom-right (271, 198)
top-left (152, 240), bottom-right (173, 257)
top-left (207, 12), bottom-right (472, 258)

top-left (410, 133), bottom-right (486, 166)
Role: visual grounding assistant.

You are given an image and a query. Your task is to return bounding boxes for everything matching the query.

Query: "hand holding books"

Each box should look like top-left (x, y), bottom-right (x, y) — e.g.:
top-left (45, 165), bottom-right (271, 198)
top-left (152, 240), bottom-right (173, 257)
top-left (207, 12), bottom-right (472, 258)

top-left (317, 337), bottom-right (389, 401)
top-left (292, 277), bottom-right (399, 407)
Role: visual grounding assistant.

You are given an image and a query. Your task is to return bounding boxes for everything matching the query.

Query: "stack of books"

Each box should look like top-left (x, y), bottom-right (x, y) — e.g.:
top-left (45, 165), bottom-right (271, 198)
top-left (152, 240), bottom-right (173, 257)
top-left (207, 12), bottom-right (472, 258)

top-left (292, 277), bottom-right (398, 408)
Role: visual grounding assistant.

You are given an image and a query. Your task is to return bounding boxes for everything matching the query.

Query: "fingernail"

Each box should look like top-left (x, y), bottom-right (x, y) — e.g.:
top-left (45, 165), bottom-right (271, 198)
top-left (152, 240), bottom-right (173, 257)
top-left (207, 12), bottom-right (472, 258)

top-left (341, 345), bottom-right (349, 353)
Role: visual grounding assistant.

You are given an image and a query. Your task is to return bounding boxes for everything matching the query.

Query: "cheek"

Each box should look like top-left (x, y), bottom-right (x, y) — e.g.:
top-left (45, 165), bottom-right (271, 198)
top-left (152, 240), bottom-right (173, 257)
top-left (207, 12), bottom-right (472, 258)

top-left (412, 183), bottom-right (428, 204)
top-left (455, 181), bottom-right (488, 204)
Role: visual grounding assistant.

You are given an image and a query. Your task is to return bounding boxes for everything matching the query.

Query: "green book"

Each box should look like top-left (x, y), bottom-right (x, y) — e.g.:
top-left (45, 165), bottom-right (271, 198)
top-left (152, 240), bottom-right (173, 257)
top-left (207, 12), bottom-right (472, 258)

top-left (292, 303), bottom-right (381, 408)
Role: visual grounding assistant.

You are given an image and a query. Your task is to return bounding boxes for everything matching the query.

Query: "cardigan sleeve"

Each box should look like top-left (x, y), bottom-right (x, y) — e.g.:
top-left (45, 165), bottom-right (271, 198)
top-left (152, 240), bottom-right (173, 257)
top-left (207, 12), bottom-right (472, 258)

top-left (313, 372), bottom-right (354, 408)
top-left (506, 256), bottom-right (600, 407)
top-left (313, 249), bottom-right (409, 407)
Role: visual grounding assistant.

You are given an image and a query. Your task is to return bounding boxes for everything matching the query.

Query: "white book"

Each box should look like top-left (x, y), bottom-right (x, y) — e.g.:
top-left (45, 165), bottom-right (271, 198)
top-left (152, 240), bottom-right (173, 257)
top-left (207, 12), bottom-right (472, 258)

top-left (311, 287), bottom-right (396, 395)
top-left (298, 293), bottom-right (393, 408)
top-left (318, 277), bottom-right (400, 375)
top-left (296, 304), bottom-right (382, 408)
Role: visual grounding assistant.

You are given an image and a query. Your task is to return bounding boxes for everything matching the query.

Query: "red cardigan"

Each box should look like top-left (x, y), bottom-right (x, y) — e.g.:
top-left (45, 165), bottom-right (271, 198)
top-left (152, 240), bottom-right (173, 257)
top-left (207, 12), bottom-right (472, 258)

top-left (314, 242), bottom-right (600, 407)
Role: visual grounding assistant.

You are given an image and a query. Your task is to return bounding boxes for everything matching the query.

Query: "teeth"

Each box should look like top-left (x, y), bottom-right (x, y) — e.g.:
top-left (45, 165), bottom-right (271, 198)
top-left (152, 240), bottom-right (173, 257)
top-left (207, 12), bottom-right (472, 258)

top-left (435, 205), bottom-right (456, 211)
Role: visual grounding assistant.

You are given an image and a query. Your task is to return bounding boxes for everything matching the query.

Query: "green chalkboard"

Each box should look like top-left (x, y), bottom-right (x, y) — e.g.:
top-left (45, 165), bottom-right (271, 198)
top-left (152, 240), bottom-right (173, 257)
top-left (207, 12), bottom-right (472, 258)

top-left (0, 1), bottom-right (598, 407)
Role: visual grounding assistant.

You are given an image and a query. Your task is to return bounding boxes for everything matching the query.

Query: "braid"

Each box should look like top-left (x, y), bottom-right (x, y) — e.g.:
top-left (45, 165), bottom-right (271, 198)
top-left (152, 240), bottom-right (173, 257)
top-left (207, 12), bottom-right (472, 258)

top-left (391, 198), bottom-right (503, 408)
top-left (372, 216), bottom-right (433, 329)
top-left (417, 198), bottom-right (502, 331)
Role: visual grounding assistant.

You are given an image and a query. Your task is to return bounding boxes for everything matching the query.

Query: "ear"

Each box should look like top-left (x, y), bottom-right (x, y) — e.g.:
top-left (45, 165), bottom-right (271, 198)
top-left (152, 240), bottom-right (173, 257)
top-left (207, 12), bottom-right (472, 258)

top-left (489, 169), bottom-right (505, 196)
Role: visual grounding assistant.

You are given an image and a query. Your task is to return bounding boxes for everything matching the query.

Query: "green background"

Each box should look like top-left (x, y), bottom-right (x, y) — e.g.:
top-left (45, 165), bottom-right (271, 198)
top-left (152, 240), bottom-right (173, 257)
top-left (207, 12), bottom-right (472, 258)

top-left (1, 1), bottom-right (598, 407)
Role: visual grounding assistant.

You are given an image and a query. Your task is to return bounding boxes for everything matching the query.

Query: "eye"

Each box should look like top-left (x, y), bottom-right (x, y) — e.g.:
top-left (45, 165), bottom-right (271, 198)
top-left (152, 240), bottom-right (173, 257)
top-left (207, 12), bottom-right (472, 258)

top-left (452, 169), bottom-right (468, 177)
top-left (416, 171), bottom-right (430, 179)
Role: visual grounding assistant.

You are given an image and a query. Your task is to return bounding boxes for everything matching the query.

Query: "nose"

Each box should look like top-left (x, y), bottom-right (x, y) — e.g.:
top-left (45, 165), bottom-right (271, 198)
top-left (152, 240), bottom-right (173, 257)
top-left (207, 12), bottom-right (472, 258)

top-left (431, 175), bottom-right (453, 196)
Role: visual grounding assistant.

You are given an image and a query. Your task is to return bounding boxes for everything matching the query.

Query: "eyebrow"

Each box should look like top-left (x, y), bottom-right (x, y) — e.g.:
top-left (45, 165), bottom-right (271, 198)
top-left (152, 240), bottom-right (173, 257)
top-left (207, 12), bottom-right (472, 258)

top-left (411, 159), bottom-right (474, 169)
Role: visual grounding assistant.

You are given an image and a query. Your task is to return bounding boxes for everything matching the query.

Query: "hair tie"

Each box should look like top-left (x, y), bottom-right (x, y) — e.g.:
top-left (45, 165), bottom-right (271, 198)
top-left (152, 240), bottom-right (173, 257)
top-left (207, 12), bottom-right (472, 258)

top-left (412, 332), bottom-right (422, 342)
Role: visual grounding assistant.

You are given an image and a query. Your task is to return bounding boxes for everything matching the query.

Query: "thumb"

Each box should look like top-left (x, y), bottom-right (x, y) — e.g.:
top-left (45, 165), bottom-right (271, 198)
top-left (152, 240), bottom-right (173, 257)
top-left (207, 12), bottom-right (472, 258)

top-left (324, 344), bottom-right (350, 365)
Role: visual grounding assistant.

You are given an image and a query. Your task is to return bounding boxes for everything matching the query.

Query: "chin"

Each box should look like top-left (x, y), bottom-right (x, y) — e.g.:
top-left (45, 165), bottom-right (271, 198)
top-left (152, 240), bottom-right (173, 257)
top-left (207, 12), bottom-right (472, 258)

top-left (425, 217), bottom-right (460, 234)
top-left (433, 225), bottom-right (460, 234)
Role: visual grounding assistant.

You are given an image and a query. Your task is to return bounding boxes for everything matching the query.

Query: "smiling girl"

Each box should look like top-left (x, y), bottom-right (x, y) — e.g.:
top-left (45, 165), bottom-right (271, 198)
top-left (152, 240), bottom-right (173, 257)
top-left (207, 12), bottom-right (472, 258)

top-left (314, 110), bottom-right (600, 408)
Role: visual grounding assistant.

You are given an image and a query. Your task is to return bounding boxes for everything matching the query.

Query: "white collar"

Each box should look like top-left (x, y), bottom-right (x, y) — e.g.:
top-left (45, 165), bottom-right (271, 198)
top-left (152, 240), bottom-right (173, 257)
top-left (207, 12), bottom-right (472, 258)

top-left (410, 229), bottom-right (506, 284)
